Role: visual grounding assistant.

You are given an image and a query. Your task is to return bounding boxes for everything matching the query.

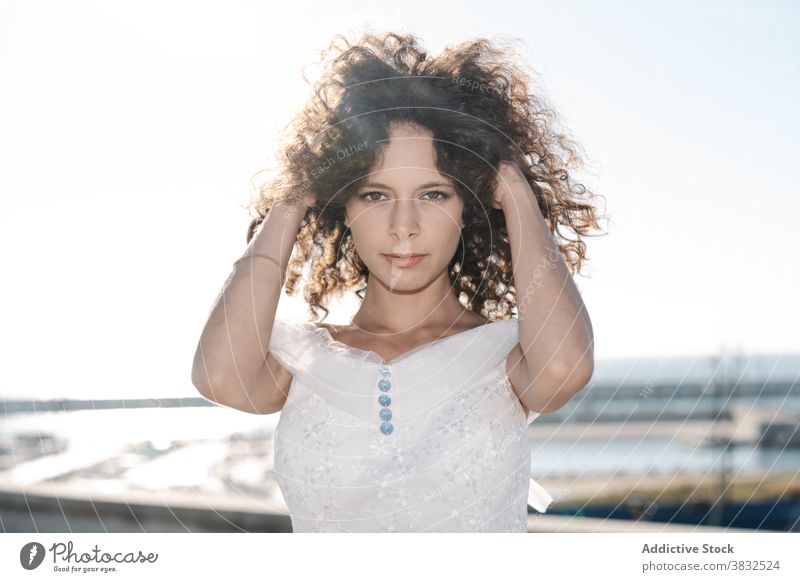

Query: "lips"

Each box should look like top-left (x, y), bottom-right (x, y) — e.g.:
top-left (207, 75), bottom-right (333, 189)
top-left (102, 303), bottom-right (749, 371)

top-left (382, 253), bottom-right (427, 267)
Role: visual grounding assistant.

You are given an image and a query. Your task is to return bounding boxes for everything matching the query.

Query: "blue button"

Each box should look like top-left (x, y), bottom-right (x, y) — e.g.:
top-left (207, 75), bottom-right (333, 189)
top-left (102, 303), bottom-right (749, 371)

top-left (381, 367), bottom-right (391, 377)
top-left (379, 407), bottom-right (392, 421)
top-left (378, 394), bottom-right (391, 407)
top-left (378, 379), bottom-right (391, 392)
top-left (380, 422), bottom-right (394, 435)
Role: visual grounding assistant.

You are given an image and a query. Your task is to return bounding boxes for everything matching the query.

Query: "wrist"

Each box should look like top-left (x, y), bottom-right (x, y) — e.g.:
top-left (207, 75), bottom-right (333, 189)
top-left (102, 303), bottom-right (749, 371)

top-left (271, 197), bottom-right (308, 217)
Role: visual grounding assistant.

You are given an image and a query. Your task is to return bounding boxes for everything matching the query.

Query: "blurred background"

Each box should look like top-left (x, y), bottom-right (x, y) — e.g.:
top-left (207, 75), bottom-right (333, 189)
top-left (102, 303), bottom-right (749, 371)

top-left (1, 0), bottom-right (798, 532)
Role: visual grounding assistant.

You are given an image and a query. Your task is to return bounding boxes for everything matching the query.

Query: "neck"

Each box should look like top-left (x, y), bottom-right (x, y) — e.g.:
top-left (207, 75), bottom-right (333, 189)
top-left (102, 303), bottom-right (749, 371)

top-left (352, 270), bottom-right (477, 334)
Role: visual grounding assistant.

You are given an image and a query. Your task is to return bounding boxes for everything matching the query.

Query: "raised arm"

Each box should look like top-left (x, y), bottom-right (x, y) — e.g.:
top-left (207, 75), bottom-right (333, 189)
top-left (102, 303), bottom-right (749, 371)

top-left (494, 161), bottom-right (595, 414)
top-left (191, 197), bottom-right (310, 414)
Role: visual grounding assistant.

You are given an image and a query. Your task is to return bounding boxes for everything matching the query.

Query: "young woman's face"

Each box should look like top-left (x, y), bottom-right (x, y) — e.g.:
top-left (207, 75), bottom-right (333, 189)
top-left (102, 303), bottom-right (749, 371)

top-left (344, 123), bottom-right (465, 291)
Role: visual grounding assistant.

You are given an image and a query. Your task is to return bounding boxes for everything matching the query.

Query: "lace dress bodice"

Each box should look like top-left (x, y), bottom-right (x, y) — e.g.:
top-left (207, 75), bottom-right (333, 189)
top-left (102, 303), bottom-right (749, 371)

top-left (267, 316), bottom-right (553, 532)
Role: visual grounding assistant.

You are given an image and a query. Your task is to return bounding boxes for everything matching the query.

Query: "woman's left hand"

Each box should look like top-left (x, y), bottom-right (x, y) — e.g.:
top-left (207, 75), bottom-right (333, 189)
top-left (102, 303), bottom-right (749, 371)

top-left (491, 160), bottom-right (532, 210)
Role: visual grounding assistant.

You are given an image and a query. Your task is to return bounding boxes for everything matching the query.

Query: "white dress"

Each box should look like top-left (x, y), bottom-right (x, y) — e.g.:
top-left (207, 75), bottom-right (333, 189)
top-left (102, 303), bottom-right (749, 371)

top-left (267, 316), bottom-right (553, 532)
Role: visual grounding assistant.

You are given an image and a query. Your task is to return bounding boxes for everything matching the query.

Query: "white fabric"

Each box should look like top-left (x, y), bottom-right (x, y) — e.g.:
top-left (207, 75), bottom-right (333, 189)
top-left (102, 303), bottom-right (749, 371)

top-left (268, 316), bottom-right (553, 532)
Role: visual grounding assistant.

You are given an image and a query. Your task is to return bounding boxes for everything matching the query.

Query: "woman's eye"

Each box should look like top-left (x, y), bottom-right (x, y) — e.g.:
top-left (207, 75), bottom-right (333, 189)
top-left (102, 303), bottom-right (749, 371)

top-left (359, 190), bottom-right (450, 204)
top-left (360, 191), bottom-right (386, 203)
top-left (423, 190), bottom-right (449, 202)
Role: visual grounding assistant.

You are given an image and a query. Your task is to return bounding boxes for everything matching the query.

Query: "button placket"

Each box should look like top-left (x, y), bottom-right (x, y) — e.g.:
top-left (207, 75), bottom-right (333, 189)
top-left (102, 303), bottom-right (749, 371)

top-left (378, 364), bottom-right (394, 435)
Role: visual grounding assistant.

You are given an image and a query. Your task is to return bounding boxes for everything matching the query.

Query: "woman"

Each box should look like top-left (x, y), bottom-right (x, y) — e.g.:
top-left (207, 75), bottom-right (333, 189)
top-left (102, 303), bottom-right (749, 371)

top-left (192, 31), bottom-right (604, 532)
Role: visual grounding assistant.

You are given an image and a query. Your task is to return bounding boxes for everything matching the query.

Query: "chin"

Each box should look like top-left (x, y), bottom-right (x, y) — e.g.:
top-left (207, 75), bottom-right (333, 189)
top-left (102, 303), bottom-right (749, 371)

top-left (367, 264), bottom-right (436, 293)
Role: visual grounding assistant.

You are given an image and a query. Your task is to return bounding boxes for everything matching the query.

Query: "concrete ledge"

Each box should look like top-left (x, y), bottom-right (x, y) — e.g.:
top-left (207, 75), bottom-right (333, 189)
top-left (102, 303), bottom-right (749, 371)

top-left (0, 481), bottom-right (758, 533)
top-left (0, 480), bottom-right (292, 533)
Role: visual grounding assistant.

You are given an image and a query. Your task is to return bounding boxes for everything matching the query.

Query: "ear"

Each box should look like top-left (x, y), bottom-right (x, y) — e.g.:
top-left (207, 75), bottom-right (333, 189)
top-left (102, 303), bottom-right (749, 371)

top-left (344, 212), bottom-right (349, 229)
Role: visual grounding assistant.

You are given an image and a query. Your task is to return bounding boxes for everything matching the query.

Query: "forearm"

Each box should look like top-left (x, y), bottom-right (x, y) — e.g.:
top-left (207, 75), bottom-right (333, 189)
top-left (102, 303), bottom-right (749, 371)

top-left (192, 200), bottom-right (305, 392)
top-left (503, 190), bottom-right (594, 402)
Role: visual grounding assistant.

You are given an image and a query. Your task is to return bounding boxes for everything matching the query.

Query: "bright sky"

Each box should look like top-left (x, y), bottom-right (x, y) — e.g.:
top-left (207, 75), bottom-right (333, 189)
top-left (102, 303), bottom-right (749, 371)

top-left (1, 0), bottom-right (797, 399)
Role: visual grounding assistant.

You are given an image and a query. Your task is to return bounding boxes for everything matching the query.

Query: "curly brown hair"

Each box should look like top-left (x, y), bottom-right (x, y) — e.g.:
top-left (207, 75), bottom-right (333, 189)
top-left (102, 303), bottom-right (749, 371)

top-left (245, 31), bottom-right (607, 323)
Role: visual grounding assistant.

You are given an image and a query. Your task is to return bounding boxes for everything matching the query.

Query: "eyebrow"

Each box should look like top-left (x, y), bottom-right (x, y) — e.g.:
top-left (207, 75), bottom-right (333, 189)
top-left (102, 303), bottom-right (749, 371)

top-left (360, 181), bottom-right (455, 191)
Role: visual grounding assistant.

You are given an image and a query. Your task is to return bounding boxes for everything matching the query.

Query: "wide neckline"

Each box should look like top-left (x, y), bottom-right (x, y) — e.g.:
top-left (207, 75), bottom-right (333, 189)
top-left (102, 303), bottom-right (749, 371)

top-left (308, 318), bottom-right (517, 367)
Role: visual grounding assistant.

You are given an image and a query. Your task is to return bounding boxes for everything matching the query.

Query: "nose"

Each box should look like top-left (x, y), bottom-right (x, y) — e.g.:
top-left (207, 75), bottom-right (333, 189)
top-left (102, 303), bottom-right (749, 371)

top-left (388, 198), bottom-right (420, 242)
